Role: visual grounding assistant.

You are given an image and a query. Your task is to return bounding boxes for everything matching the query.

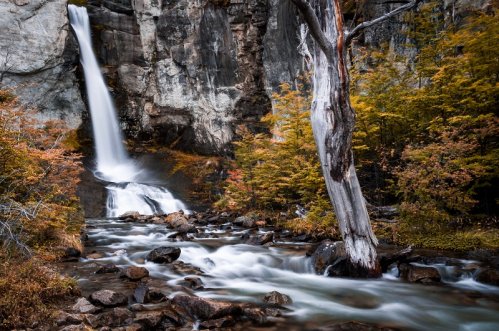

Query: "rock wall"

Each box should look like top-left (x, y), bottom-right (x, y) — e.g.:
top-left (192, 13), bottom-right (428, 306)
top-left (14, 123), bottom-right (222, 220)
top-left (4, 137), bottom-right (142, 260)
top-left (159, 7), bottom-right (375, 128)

top-left (86, 0), bottom-right (272, 154)
top-left (0, 0), bottom-right (84, 128)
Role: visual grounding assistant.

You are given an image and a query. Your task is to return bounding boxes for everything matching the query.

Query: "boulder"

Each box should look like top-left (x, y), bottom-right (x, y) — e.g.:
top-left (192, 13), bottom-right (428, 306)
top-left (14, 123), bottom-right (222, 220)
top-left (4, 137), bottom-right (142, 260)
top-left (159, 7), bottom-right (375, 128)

top-left (399, 264), bottom-right (441, 284)
top-left (90, 289), bottom-right (128, 307)
top-left (263, 291), bottom-right (292, 305)
top-left (54, 311), bottom-right (83, 326)
top-left (170, 260), bottom-right (203, 275)
top-left (379, 246), bottom-right (413, 273)
top-left (172, 295), bottom-right (241, 320)
top-left (86, 252), bottom-right (104, 259)
top-left (146, 247), bottom-right (181, 264)
top-left (310, 241), bottom-right (346, 275)
top-left (133, 283), bottom-right (149, 304)
top-left (199, 316), bottom-right (235, 329)
top-left (122, 266), bottom-right (149, 281)
top-left (247, 232), bottom-right (274, 245)
top-left (85, 307), bottom-right (134, 328)
top-left (72, 297), bottom-right (100, 314)
top-left (165, 212), bottom-right (189, 228)
top-left (234, 216), bottom-right (256, 228)
top-left (134, 311), bottom-right (164, 329)
top-left (475, 268), bottom-right (499, 286)
top-left (182, 276), bottom-right (204, 290)
top-left (96, 263), bottom-right (120, 274)
top-left (120, 211), bottom-right (141, 220)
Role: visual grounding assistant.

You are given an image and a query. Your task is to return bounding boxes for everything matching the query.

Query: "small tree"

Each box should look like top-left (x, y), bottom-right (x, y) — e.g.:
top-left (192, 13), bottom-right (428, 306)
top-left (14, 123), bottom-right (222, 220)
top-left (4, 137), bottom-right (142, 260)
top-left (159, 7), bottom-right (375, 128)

top-left (289, 0), bottom-right (422, 276)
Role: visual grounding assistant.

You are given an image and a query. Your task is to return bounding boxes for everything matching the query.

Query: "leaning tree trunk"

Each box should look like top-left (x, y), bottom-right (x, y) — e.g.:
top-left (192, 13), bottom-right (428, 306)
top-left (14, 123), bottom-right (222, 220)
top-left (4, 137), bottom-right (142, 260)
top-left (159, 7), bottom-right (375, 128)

top-left (293, 0), bottom-right (380, 277)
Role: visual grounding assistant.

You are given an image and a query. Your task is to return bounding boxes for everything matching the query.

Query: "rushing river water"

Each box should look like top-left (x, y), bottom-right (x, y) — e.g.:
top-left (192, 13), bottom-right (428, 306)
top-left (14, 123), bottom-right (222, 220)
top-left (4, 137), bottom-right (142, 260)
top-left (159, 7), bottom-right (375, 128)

top-left (62, 218), bottom-right (499, 331)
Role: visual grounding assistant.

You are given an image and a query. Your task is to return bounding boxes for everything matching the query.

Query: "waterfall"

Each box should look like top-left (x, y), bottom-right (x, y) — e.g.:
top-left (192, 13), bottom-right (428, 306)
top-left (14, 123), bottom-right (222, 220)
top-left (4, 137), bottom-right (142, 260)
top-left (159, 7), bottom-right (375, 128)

top-left (68, 5), bottom-right (187, 217)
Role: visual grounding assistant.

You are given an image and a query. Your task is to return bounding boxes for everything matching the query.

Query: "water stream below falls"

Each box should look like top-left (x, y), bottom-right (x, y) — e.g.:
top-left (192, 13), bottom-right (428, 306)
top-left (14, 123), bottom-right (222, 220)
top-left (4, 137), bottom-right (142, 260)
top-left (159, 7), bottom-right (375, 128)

top-left (63, 218), bottom-right (499, 331)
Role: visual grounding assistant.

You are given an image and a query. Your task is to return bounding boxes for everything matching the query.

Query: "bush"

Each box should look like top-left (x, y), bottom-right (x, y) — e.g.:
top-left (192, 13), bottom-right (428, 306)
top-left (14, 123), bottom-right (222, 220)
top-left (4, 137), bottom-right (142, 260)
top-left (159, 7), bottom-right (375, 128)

top-left (0, 259), bottom-right (78, 329)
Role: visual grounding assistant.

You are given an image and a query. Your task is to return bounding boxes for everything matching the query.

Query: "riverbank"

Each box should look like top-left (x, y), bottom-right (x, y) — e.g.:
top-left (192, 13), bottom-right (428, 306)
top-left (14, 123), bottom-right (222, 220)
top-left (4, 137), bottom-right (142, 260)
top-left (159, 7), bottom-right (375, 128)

top-left (48, 210), bottom-right (499, 331)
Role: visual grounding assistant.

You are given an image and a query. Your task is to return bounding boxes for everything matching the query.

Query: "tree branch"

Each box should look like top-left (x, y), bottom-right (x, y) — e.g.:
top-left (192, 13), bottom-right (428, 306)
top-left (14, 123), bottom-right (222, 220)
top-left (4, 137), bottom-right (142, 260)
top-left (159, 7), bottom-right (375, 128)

top-left (290, 0), bottom-right (334, 57)
top-left (345, 0), bottom-right (422, 45)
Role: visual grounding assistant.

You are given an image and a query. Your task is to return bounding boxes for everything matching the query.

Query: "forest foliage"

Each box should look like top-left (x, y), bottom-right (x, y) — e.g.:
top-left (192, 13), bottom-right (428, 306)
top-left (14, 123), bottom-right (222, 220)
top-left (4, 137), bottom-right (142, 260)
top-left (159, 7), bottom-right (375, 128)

top-left (0, 90), bottom-right (83, 328)
top-left (221, 3), bottom-right (498, 249)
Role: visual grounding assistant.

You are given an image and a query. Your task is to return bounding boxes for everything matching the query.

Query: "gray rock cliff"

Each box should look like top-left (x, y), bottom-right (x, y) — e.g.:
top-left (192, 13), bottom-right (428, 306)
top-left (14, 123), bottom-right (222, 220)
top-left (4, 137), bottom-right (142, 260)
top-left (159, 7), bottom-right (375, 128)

top-left (0, 0), bottom-right (84, 128)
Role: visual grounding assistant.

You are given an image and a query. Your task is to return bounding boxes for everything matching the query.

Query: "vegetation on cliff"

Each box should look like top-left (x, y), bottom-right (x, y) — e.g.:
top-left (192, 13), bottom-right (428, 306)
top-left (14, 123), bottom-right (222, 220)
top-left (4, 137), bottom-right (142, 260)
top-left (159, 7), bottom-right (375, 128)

top-left (0, 90), bottom-right (83, 329)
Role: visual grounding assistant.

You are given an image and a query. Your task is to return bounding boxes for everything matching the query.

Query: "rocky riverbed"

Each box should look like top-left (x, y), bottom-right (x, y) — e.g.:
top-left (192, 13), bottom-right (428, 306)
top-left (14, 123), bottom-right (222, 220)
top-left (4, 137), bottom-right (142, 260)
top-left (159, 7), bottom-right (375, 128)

top-left (54, 211), bottom-right (499, 331)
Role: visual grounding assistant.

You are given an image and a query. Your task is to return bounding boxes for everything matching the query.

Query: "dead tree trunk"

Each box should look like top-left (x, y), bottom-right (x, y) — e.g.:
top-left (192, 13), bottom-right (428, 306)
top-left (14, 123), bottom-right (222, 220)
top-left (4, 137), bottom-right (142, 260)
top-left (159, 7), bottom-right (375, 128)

top-left (290, 0), bottom-right (420, 277)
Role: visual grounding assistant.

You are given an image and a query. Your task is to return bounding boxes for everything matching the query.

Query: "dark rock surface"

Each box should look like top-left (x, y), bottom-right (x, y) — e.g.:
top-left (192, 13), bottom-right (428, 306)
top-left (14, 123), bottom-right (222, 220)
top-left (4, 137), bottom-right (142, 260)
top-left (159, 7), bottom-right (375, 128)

top-left (311, 240), bottom-right (347, 275)
top-left (263, 291), bottom-right (292, 305)
top-left (90, 289), bottom-right (128, 307)
top-left (399, 264), bottom-right (441, 284)
top-left (172, 295), bottom-right (242, 320)
top-left (146, 246), bottom-right (181, 264)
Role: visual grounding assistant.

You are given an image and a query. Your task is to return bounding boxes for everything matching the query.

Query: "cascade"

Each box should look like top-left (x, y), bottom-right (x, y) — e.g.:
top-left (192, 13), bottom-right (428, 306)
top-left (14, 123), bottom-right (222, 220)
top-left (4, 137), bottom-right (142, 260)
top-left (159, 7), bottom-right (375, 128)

top-left (68, 5), bottom-right (187, 217)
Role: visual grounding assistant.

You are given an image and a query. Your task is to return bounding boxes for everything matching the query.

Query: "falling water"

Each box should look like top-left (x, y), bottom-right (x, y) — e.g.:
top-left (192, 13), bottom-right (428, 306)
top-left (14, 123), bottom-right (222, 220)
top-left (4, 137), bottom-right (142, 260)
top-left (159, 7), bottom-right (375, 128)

top-left (68, 5), bottom-right (187, 216)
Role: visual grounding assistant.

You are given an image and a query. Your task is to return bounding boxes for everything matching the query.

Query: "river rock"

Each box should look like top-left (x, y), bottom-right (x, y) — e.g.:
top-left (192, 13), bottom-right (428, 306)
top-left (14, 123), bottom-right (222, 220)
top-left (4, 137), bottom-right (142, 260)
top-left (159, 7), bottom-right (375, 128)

top-left (247, 231), bottom-right (274, 245)
top-left (133, 283), bottom-right (149, 304)
top-left (311, 240), bottom-right (347, 275)
top-left (172, 295), bottom-right (241, 320)
top-left (399, 264), bottom-right (441, 284)
top-left (134, 311), bottom-right (164, 329)
top-left (165, 212), bottom-right (189, 228)
top-left (379, 246), bottom-right (413, 272)
top-left (170, 261), bottom-right (204, 275)
top-left (122, 266), bottom-right (149, 280)
top-left (96, 263), bottom-right (120, 274)
top-left (72, 297), bottom-right (100, 314)
top-left (181, 276), bottom-right (204, 290)
top-left (58, 324), bottom-right (87, 331)
top-left (475, 268), bottom-right (499, 286)
top-left (90, 289), bottom-right (128, 307)
top-left (263, 291), bottom-right (292, 305)
top-left (85, 307), bottom-right (134, 328)
top-left (86, 252), bottom-right (104, 259)
top-left (54, 311), bottom-right (83, 326)
top-left (199, 316), bottom-right (235, 329)
top-left (234, 216), bottom-right (257, 228)
top-left (120, 211), bottom-right (141, 220)
top-left (146, 247), bottom-right (181, 263)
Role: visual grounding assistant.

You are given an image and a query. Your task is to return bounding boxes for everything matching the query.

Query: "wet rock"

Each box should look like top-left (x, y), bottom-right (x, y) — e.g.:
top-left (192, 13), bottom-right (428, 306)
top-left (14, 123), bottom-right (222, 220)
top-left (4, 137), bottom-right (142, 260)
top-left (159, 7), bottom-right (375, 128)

top-left (90, 290), bottom-right (128, 307)
top-left (199, 316), bottom-right (235, 329)
top-left (170, 260), bottom-right (204, 275)
top-left (122, 266), bottom-right (149, 281)
top-left (263, 291), bottom-right (292, 305)
top-left (85, 307), bottom-right (134, 328)
top-left (86, 252), bottom-right (104, 259)
top-left (234, 216), bottom-right (256, 228)
top-left (58, 324), bottom-right (87, 331)
top-left (96, 263), bottom-right (121, 274)
top-left (148, 289), bottom-right (167, 303)
top-left (242, 307), bottom-right (268, 325)
top-left (320, 321), bottom-right (398, 331)
top-left (120, 211), bottom-right (141, 220)
top-left (72, 297), bottom-right (100, 314)
top-left (475, 268), bottom-right (499, 286)
top-left (133, 283), bottom-right (150, 304)
top-left (124, 323), bottom-right (143, 331)
top-left (379, 246), bottom-right (413, 273)
top-left (55, 311), bottom-right (83, 326)
top-left (134, 311), bottom-right (164, 329)
top-left (172, 295), bottom-right (241, 320)
top-left (177, 223), bottom-right (196, 234)
top-left (247, 232), bottom-right (274, 245)
top-left (165, 212), bottom-right (189, 228)
top-left (182, 276), bottom-right (204, 290)
top-left (399, 264), bottom-right (441, 284)
top-left (311, 240), bottom-right (346, 274)
top-left (146, 247), bottom-right (181, 263)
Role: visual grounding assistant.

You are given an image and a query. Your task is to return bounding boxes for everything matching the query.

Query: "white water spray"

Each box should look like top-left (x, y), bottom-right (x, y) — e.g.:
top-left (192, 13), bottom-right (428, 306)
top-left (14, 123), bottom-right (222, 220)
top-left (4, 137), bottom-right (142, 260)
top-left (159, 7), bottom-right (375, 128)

top-left (68, 5), bottom-right (187, 216)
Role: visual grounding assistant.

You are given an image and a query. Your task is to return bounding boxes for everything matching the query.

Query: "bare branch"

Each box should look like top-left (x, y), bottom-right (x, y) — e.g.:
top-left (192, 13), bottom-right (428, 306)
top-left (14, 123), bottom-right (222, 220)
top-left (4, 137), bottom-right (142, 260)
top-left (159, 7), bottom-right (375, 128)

top-left (290, 0), bottom-right (334, 57)
top-left (345, 0), bottom-right (422, 45)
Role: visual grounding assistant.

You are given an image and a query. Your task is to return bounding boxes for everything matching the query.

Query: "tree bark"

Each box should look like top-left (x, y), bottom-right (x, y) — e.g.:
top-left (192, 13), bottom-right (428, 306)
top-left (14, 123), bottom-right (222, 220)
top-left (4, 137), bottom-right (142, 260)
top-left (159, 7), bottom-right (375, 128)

top-left (290, 0), bottom-right (420, 277)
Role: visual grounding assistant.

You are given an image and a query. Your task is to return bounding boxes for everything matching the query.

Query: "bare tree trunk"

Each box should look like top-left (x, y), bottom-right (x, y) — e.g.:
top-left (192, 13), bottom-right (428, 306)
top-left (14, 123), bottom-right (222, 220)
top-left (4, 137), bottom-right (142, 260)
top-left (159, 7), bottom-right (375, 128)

top-left (291, 0), bottom-right (420, 277)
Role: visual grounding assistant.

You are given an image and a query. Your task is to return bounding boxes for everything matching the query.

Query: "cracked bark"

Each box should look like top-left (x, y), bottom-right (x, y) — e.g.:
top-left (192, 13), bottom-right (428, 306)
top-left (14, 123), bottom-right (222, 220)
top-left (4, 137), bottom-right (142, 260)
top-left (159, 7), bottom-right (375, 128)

top-left (290, 0), bottom-right (421, 277)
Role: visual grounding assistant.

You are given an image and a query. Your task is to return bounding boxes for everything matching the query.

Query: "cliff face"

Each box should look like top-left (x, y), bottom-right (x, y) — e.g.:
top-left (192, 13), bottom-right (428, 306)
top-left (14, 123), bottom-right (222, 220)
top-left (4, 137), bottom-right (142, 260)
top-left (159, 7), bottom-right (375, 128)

top-left (0, 0), bottom-right (490, 154)
top-left (87, 0), bottom-right (273, 154)
top-left (0, 0), bottom-right (84, 128)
